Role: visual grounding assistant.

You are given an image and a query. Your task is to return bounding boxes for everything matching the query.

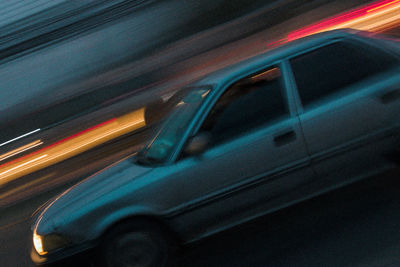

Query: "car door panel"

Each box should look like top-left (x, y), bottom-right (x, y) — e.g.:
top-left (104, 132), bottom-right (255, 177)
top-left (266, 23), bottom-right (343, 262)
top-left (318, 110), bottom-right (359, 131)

top-left (290, 40), bottom-right (400, 188)
top-left (165, 62), bottom-right (315, 241)
top-left (168, 117), bottom-right (314, 241)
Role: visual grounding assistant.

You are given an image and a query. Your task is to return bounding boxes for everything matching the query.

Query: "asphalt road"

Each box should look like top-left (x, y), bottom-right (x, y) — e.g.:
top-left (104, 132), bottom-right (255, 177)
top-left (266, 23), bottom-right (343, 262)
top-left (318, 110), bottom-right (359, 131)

top-left (1, 169), bottom-right (399, 266)
top-left (179, 169), bottom-right (400, 267)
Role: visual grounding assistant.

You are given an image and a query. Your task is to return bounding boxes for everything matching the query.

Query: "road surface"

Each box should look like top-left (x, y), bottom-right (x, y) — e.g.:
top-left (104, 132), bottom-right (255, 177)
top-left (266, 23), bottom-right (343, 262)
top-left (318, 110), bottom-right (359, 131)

top-left (1, 169), bottom-right (399, 266)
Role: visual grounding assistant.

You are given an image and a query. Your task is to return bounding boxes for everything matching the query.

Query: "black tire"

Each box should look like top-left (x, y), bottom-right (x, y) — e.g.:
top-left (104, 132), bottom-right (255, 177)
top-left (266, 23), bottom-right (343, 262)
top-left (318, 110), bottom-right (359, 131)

top-left (98, 219), bottom-right (177, 267)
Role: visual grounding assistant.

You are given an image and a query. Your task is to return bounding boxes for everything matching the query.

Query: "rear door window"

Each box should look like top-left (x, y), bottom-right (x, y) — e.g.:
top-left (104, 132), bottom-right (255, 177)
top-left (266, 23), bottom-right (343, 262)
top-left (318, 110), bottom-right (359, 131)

top-left (290, 40), bottom-right (399, 107)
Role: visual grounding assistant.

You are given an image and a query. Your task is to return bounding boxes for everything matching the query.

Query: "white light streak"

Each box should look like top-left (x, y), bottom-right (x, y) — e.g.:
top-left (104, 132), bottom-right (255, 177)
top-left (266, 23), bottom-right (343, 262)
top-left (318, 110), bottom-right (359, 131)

top-left (0, 154), bottom-right (47, 178)
top-left (0, 129), bottom-right (41, 148)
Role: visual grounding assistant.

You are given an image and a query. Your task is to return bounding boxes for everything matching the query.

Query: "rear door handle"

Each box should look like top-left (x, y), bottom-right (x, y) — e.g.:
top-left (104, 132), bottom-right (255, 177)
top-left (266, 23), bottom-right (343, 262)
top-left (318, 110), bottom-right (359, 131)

top-left (273, 129), bottom-right (296, 146)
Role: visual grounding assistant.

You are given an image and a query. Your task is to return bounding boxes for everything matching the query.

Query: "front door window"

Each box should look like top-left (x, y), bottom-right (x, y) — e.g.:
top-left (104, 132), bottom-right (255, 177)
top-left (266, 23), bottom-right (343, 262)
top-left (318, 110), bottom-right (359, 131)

top-left (200, 66), bottom-right (288, 147)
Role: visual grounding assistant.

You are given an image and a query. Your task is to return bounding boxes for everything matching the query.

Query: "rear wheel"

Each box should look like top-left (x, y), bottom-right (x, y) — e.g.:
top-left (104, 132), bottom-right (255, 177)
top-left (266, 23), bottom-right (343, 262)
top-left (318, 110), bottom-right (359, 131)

top-left (98, 220), bottom-right (177, 267)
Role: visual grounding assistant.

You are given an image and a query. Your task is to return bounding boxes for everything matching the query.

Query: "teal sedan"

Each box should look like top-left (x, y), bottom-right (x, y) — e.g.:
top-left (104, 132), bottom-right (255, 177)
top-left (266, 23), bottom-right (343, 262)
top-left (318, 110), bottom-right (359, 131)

top-left (31, 29), bottom-right (400, 267)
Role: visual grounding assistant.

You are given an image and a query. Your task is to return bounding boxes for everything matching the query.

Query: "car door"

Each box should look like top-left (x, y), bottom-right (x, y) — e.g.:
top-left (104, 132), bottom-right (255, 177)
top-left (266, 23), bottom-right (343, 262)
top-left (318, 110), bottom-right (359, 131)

top-left (288, 38), bottom-right (400, 190)
top-left (168, 64), bottom-right (314, 240)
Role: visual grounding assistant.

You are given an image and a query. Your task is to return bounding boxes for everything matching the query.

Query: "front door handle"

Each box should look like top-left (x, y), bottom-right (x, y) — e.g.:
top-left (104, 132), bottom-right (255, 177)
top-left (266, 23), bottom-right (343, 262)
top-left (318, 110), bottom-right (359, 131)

top-left (273, 129), bottom-right (296, 146)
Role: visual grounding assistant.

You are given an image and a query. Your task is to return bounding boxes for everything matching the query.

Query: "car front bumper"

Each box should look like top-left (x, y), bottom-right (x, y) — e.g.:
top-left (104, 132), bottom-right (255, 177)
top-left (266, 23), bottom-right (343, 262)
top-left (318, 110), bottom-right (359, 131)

top-left (30, 241), bottom-right (94, 266)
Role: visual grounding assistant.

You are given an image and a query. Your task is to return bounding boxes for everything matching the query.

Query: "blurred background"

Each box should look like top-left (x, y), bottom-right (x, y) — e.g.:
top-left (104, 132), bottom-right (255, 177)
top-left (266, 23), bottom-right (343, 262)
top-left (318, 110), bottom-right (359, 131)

top-left (1, 0), bottom-right (400, 266)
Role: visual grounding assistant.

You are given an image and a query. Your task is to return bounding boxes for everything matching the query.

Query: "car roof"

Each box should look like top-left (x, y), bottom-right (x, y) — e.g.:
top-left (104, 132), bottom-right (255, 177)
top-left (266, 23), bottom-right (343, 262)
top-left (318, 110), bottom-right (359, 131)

top-left (193, 29), bottom-right (369, 88)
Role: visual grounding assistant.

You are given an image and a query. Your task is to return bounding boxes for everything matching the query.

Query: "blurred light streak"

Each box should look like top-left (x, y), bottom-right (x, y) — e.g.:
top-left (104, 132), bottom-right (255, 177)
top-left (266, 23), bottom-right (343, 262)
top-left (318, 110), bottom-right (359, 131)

top-left (0, 108), bottom-right (145, 185)
top-left (360, 13), bottom-right (400, 32)
top-left (265, 38), bottom-right (287, 48)
top-left (0, 129), bottom-right (40, 148)
top-left (0, 118), bottom-right (117, 170)
top-left (0, 173), bottom-right (55, 202)
top-left (251, 67), bottom-right (281, 82)
top-left (0, 140), bottom-right (43, 162)
top-left (367, 0), bottom-right (400, 12)
top-left (0, 154), bottom-right (48, 177)
top-left (320, 3), bottom-right (400, 32)
top-left (287, 0), bottom-right (400, 41)
top-left (202, 91), bottom-right (210, 98)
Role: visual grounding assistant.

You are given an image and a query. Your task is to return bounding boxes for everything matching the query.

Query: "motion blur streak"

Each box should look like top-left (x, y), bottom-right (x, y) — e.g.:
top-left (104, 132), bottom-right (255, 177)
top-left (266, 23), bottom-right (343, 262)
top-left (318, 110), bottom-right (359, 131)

top-left (367, 0), bottom-right (400, 12)
top-left (0, 154), bottom-right (48, 177)
top-left (0, 128), bottom-right (40, 147)
top-left (0, 172), bottom-right (54, 201)
top-left (287, 0), bottom-right (400, 41)
top-left (0, 119), bottom-right (117, 170)
top-left (251, 67), bottom-right (281, 82)
top-left (0, 108), bottom-right (145, 185)
top-left (0, 140), bottom-right (43, 162)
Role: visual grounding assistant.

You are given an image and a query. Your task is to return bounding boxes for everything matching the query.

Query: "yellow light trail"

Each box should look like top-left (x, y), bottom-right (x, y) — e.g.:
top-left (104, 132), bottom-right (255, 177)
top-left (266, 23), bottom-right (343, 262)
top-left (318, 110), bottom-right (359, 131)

top-left (367, 0), bottom-right (400, 13)
top-left (0, 140), bottom-right (43, 162)
top-left (321, 2), bottom-right (400, 33)
top-left (0, 108), bottom-right (145, 186)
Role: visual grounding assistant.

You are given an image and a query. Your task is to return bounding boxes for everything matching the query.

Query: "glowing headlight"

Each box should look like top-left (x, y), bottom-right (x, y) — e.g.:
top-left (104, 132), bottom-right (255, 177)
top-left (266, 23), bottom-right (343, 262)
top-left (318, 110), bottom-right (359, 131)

top-left (33, 231), bottom-right (70, 255)
top-left (33, 232), bottom-right (46, 255)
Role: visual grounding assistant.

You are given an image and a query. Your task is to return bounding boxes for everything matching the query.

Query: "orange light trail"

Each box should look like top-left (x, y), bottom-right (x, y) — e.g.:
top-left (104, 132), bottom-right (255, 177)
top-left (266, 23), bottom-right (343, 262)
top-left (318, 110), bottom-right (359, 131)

top-left (367, 0), bottom-right (400, 13)
top-left (0, 140), bottom-right (43, 162)
top-left (0, 108), bottom-right (146, 185)
top-left (0, 118), bottom-right (117, 170)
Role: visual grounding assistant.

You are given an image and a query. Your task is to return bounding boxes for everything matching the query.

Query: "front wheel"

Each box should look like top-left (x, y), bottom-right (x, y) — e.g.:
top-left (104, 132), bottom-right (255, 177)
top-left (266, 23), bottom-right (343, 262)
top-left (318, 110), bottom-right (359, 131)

top-left (98, 220), bottom-right (177, 267)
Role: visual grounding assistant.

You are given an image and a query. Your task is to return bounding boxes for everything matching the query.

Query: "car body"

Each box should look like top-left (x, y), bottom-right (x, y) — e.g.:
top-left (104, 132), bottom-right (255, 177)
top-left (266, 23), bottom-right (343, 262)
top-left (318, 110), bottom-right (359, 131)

top-left (31, 29), bottom-right (400, 266)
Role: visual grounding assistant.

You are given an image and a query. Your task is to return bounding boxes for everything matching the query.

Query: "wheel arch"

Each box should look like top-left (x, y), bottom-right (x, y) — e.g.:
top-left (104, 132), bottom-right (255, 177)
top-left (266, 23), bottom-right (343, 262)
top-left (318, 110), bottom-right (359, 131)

top-left (92, 207), bottom-right (182, 247)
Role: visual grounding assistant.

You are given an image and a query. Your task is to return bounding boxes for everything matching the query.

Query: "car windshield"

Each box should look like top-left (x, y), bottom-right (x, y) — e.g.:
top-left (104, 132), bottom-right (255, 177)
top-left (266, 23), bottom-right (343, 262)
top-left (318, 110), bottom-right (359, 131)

top-left (136, 86), bottom-right (211, 165)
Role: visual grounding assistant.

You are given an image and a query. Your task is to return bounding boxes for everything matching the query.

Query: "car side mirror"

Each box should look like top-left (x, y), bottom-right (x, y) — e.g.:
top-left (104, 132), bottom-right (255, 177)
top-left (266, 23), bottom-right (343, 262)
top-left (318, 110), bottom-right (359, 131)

top-left (184, 132), bottom-right (211, 156)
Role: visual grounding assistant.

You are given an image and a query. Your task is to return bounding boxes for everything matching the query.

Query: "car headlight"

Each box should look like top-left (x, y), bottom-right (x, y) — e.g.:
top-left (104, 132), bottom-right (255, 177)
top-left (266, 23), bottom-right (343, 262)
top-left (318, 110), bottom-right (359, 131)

top-left (33, 231), bottom-right (70, 255)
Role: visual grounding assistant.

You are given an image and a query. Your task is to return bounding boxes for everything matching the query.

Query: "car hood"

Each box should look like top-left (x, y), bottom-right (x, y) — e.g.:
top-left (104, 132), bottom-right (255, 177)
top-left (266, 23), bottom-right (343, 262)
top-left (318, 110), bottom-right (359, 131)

top-left (35, 158), bottom-right (154, 233)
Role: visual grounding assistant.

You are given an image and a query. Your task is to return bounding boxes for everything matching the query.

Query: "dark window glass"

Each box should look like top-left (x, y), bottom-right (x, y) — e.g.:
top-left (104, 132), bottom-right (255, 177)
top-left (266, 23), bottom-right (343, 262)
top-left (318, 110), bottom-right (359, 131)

top-left (290, 41), bottom-right (399, 107)
top-left (200, 67), bottom-right (288, 146)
